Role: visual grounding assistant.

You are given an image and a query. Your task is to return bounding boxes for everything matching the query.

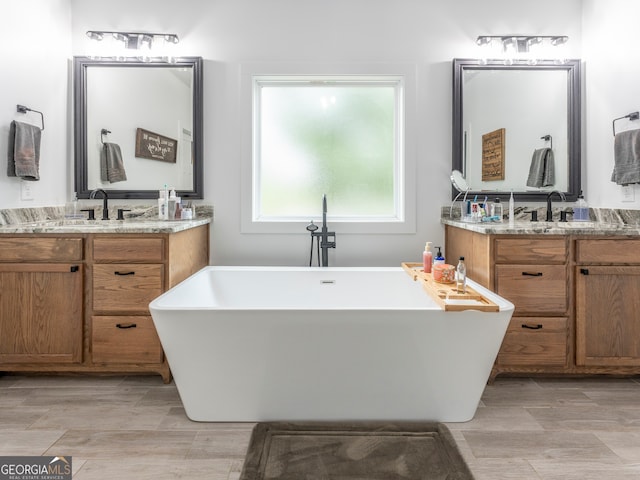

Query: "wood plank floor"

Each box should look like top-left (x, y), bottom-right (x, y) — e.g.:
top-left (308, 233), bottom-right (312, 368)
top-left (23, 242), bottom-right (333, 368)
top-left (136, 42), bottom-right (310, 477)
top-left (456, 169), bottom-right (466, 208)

top-left (1, 375), bottom-right (639, 479)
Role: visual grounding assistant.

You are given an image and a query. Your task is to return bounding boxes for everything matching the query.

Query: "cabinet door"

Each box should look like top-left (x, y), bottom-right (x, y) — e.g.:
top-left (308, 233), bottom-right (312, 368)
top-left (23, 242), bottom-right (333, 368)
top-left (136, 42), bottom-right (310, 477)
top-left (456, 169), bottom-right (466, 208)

top-left (576, 266), bottom-right (640, 366)
top-left (0, 264), bottom-right (83, 364)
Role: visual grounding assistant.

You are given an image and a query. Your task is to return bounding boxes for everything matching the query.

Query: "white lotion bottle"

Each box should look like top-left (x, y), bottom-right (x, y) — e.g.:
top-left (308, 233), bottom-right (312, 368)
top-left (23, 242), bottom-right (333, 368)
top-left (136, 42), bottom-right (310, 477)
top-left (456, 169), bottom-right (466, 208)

top-left (158, 185), bottom-right (169, 220)
top-left (508, 190), bottom-right (515, 226)
top-left (168, 187), bottom-right (177, 220)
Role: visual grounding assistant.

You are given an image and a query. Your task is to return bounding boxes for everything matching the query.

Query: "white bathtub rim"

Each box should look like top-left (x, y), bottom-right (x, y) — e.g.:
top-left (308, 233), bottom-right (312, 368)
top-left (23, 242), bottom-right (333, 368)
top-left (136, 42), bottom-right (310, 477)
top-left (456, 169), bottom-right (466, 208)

top-left (149, 265), bottom-right (514, 313)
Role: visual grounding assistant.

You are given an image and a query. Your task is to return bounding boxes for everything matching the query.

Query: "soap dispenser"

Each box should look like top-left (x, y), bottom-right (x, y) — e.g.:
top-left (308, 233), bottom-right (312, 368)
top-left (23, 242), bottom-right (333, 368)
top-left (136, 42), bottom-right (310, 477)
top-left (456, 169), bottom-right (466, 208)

top-left (574, 191), bottom-right (589, 221)
top-left (423, 242), bottom-right (433, 274)
top-left (434, 246), bottom-right (445, 266)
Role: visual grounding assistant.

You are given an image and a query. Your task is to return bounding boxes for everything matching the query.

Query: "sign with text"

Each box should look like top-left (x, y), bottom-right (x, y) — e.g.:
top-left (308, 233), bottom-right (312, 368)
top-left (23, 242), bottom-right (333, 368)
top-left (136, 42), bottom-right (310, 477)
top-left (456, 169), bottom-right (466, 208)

top-left (135, 128), bottom-right (177, 163)
top-left (481, 128), bottom-right (505, 181)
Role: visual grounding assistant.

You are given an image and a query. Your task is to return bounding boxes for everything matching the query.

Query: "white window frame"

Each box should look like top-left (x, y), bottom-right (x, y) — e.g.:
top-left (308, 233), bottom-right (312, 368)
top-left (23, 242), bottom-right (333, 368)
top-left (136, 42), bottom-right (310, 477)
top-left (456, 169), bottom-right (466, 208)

top-left (240, 62), bottom-right (417, 235)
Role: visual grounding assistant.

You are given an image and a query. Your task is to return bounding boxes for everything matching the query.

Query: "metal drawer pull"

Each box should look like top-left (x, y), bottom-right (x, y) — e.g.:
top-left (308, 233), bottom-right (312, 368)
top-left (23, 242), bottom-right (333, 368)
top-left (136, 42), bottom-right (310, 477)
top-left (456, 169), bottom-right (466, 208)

top-left (116, 323), bottom-right (137, 329)
top-left (522, 272), bottom-right (543, 276)
top-left (522, 324), bottom-right (543, 330)
top-left (114, 271), bottom-right (135, 276)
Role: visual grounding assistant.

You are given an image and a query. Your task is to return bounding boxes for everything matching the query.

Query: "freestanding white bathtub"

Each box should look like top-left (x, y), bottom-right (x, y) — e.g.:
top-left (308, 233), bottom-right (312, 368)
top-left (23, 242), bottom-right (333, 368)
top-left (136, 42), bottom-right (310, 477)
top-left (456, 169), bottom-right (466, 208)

top-left (149, 266), bottom-right (514, 422)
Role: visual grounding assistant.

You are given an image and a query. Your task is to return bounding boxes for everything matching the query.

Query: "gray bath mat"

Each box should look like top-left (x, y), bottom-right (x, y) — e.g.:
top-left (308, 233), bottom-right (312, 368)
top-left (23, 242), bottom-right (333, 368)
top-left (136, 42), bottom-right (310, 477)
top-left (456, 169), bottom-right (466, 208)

top-left (239, 422), bottom-right (474, 480)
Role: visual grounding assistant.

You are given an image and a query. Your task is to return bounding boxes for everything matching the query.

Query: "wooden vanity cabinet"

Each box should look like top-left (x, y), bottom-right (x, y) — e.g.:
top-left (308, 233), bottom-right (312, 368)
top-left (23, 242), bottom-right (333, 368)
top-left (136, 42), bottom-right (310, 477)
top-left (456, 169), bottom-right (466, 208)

top-left (492, 237), bottom-right (569, 372)
top-left (90, 237), bottom-right (166, 375)
top-left (0, 225), bottom-right (209, 382)
top-left (446, 225), bottom-right (640, 380)
top-left (87, 227), bottom-right (209, 382)
top-left (445, 226), bottom-right (570, 379)
top-left (576, 239), bottom-right (640, 367)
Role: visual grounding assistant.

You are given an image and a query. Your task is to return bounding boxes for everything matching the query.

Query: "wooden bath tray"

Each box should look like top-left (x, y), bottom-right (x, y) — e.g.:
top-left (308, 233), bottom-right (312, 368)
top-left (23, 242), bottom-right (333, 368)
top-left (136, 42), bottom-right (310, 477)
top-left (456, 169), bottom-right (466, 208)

top-left (401, 262), bottom-right (499, 312)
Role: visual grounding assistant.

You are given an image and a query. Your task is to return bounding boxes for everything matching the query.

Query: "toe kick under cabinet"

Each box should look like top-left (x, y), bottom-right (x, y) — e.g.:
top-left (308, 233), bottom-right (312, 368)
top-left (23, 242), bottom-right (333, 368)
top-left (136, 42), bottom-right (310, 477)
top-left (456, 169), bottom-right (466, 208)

top-left (0, 225), bottom-right (209, 383)
top-left (445, 225), bottom-right (640, 381)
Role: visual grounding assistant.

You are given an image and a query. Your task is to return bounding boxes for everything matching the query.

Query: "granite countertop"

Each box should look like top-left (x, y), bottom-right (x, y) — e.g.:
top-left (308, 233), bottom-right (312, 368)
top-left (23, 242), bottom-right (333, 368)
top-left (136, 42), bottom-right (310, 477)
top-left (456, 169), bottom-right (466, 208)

top-left (0, 205), bottom-right (213, 234)
top-left (441, 217), bottom-right (640, 236)
top-left (0, 217), bottom-right (211, 234)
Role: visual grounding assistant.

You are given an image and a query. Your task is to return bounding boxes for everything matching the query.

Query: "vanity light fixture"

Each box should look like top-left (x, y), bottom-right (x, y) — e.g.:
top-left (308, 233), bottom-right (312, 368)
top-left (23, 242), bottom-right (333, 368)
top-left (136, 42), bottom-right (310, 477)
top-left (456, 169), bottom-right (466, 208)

top-left (87, 30), bottom-right (179, 49)
top-left (86, 30), bottom-right (179, 62)
top-left (476, 35), bottom-right (568, 64)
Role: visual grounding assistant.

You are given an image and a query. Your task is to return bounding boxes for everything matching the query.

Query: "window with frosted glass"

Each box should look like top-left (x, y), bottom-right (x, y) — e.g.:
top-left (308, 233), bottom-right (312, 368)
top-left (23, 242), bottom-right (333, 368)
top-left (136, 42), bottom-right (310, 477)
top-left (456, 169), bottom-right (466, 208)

top-left (253, 78), bottom-right (403, 221)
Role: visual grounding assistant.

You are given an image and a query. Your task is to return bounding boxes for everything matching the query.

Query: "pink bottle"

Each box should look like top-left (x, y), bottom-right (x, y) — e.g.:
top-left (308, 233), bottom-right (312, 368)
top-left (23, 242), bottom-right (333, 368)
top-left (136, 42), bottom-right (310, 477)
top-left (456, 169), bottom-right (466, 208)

top-left (423, 242), bottom-right (433, 274)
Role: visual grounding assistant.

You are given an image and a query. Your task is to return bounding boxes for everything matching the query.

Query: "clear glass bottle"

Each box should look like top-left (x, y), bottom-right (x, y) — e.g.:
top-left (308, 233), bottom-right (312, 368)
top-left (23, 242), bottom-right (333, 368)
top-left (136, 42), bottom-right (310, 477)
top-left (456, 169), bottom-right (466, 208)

top-left (456, 256), bottom-right (466, 294)
top-left (64, 193), bottom-right (80, 219)
top-left (492, 198), bottom-right (503, 222)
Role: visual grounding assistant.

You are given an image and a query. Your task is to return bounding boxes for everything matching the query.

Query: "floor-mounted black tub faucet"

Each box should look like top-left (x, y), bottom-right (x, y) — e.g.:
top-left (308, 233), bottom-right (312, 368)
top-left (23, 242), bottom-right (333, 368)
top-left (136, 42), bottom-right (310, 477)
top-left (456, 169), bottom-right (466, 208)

top-left (306, 194), bottom-right (336, 267)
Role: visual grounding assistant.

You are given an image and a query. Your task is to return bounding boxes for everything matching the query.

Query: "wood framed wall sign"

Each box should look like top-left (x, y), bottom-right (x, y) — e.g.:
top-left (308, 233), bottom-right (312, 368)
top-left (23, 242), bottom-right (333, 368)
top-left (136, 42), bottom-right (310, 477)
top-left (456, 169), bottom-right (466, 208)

top-left (482, 128), bottom-right (505, 181)
top-left (135, 128), bottom-right (177, 163)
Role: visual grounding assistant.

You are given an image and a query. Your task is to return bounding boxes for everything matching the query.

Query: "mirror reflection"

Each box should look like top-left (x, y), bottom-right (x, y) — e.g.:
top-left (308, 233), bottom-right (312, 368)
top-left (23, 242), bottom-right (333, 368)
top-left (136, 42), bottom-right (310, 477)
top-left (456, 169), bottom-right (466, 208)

top-left (74, 57), bottom-right (203, 199)
top-left (452, 59), bottom-right (581, 202)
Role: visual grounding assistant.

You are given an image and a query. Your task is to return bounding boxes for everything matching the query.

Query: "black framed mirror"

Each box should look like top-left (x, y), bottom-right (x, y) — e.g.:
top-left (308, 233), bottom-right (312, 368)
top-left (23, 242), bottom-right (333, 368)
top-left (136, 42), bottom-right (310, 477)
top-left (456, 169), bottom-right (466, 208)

top-left (73, 56), bottom-right (203, 199)
top-left (452, 58), bottom-right (581, 202)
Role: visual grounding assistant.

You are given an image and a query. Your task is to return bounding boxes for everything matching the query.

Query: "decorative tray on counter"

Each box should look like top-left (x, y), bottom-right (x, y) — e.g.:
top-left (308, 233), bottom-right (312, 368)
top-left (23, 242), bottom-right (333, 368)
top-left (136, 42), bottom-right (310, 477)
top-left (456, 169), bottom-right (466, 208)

top-left (401, 262), bottom-right (499, 312)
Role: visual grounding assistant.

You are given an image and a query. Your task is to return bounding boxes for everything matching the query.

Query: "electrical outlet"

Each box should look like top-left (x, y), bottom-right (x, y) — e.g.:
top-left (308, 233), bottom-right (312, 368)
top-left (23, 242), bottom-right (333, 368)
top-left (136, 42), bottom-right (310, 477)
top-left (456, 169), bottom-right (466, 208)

top-left (621, 184), bottom-right (635, 203)
top-left (20, 181), bottom-right (34, 201)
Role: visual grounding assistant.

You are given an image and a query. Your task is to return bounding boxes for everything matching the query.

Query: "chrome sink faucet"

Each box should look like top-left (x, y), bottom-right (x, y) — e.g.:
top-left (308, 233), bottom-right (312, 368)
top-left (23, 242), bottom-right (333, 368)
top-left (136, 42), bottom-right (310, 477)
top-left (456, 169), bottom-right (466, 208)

top-left (306, 194), bottom-right (336, 267)
top-left (90, 188), bottom-right (109, 220)
top-left (546, 190), bottom-right (566, 222)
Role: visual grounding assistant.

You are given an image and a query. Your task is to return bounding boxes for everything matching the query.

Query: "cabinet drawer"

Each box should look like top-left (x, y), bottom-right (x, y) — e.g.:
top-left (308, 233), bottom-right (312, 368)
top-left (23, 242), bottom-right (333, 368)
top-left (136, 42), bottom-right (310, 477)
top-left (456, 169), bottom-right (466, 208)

top-left (0, 237), bottom-right (83, 262)
top-left (93, 237), bottom-right (164, 262)
top-left (576, 239), bottom-right (640, 264)
top-left (93, 264), bottom-right (163, 312)
top-left (497, 317), bottom-right (568, 366)
top-left (495, 264), bottom-right (568, 314)
top-left (92, 316), bottom-right (163, 364)
top-left (495, 238), bottom-right (567, 264)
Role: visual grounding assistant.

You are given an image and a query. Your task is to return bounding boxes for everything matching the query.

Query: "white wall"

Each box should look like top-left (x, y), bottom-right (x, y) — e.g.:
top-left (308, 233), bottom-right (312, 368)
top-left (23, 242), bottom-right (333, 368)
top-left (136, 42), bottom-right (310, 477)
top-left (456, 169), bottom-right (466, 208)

top-left (0, 0), bottom-right (71, 208)
top-left (3, 0), bottom-right (585, 266)
top-left (582, 0), bottom-right (640, 208)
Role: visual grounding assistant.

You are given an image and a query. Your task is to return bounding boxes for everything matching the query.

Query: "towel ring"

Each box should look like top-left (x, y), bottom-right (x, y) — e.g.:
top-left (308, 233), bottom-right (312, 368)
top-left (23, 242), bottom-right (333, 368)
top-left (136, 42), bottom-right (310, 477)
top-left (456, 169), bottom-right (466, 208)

top-left (613, 112), bottom-right (640, 136)
top-left (16, 104), bottom-right (44, 130)
top-left (540, 134), bottom-right (553, 150)
top-left (101, 128), bottom-right (111, 144)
